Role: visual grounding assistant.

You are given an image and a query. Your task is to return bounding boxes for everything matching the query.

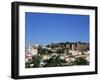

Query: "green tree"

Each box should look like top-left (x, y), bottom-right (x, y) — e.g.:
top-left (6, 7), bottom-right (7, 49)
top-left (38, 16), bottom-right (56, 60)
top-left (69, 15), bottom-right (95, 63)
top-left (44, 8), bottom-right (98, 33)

top-left (44, 56), bottom-right (60, 67)
top-left (32, 55), bottom-right (42, 67)
top-left (56, 49), bottom-right (64, 54)
top-left (44, 55), bottom-right (66, 67)
top-left (38, 47), bottom-right (48, 55)
top-left (48, 50), bottom-right (53, 55)
top-left (74, 57), bottom-right (89, 65)
top-left (25, 62), bottom-right (31, 68)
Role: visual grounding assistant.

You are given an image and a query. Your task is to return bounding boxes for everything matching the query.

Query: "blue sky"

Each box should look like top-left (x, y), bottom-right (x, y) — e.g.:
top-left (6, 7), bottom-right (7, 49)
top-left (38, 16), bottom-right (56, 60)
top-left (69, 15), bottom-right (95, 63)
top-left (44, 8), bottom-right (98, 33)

top-left (25, 12), bottom-right (89, 45)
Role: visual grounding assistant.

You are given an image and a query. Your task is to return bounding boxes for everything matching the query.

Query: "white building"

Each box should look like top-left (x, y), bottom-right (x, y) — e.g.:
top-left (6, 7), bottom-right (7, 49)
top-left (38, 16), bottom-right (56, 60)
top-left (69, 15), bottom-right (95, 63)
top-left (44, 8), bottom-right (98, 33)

top-left (27, 44), bottom-right (38, 56)
top-left (69, 50), bottom-right (81, 56)
top-left (25, 44), bottom-right (38, 62)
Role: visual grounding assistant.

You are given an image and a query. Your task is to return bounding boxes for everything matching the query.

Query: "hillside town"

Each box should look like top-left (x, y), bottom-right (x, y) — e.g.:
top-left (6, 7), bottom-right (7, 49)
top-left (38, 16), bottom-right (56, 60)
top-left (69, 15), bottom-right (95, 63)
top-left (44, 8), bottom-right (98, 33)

top-left (25, 42), bottom-right (89, 68)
